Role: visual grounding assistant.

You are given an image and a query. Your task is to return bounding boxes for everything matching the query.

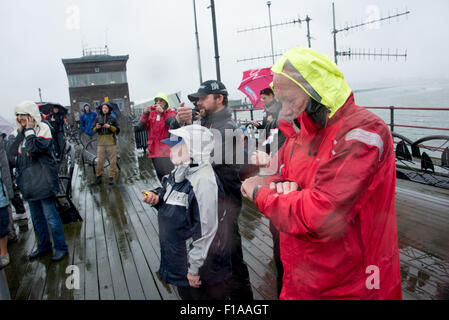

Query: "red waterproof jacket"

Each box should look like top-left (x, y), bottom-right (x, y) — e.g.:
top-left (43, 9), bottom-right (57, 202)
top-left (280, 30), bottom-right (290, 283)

top-left (254, 93), bottom-right (402, 300)
top-left (140, 108), bottom-right (177, 158)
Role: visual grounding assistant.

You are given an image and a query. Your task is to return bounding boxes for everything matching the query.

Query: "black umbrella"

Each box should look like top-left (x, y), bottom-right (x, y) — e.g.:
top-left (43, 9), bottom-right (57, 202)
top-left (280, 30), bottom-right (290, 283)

top-left (38, 103), bottom-right (68, 116)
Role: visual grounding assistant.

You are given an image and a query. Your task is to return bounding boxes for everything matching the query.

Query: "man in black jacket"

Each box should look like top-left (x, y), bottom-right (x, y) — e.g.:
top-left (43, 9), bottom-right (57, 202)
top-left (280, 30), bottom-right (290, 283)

top-left (49, 106), bottom-right (66, 159)
top-left (174, 80), bottom-right (253, 300)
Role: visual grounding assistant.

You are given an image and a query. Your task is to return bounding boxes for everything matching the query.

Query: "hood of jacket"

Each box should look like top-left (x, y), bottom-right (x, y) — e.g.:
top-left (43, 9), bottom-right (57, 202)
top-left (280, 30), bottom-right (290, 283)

top-left (168, 124), bottom-right (215, 165)
top-left (271, 46), bottom-right (352, 118)
top-left (154, 92), bottom-right (170, 109)
top-left (14, 101), bottom-right (42, 125)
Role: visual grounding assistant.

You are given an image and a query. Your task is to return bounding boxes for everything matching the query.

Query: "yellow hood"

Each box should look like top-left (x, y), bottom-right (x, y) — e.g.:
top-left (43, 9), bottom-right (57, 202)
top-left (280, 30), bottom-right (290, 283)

top-left (154, 92), bottom-right (170, 109)
top-left (271, 47), bottom-right (351, 118)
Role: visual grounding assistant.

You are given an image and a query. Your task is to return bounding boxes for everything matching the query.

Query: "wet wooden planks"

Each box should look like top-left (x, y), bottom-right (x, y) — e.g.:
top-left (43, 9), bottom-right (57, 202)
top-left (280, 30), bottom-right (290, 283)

top-left (5, 132), bottom-right (449, 300)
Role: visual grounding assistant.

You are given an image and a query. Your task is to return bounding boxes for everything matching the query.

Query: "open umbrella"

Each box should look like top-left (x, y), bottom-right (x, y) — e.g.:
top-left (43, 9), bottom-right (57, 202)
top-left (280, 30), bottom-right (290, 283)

top-left (38, 103), bottom-right (68, 117)
top-left (238, 67), bottom-right (273, 109)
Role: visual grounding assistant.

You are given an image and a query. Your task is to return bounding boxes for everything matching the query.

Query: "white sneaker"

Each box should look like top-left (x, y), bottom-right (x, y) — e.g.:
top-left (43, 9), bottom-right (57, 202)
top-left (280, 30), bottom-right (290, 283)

top-left (13, 212), bottom-right (28, 221)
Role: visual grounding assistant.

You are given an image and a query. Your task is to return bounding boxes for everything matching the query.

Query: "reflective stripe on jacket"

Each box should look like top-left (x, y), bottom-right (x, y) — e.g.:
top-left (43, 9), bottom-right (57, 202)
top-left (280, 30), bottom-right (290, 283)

top-left (152, 164), bottom-right (232, 287)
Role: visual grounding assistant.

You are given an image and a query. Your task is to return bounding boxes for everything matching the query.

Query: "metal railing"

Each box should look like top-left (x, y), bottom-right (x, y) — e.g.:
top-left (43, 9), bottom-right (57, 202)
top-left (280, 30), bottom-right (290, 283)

top-left (230, 105), bottom-right (449, 132)
top-left (365, 106), bottom-right (449, 132)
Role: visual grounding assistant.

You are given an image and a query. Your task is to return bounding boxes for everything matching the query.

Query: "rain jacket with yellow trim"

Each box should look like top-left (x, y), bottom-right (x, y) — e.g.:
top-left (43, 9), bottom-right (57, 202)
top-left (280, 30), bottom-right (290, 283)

top-left (254, 47), bottom-right (401, 300)
top-left (254, 94), bottom-right (402, 300)
top-left (138, 93), bottom-right (177, 158)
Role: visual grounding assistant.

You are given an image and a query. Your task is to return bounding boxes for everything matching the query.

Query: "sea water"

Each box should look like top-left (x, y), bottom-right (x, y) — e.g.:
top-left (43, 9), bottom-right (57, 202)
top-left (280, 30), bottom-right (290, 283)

top-left (236, 78), bottom-right (449, 155)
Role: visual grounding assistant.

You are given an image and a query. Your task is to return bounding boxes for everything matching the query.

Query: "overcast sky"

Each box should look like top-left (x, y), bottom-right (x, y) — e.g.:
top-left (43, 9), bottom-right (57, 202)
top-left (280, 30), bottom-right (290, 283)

top-left (1, 0), bottom-right (448, 116)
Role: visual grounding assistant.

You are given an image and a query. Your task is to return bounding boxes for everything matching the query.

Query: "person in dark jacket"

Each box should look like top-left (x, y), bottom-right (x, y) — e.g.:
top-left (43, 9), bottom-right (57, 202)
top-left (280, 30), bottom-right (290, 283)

top-left (0, 131), bottom-right (18, 244)
top-left (7, 101), bottom-right (68, 262)
top-left (80, 103), bottom-right (97, 143)
top-left (174, 80), bottom-right (253, 300)
top-left (92, 102), bottom-right (120, 185)
top-left (143, 124), bottom-right (232, 300)
top-left (49, 106), bottom-right (66, 159)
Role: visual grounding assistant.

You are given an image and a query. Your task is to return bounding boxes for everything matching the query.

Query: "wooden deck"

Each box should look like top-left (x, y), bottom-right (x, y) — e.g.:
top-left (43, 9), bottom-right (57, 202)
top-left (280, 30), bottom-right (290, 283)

top-left (3, 131), bottom-right (449, 300)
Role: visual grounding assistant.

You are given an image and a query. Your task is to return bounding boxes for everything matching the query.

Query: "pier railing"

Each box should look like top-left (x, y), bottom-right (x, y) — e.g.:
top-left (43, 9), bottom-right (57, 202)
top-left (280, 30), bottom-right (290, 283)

top-left (230, 104), bottom-right (449, 133)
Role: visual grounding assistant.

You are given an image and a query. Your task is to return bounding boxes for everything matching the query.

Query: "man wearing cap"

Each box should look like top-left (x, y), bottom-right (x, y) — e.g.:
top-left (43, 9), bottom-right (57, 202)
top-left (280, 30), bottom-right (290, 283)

top-left (241, 47), bottom-right (401, 300)
top-left (173, 80), bottom-right (254, 300)
top-left (137, 93), bottom-right (177, 182)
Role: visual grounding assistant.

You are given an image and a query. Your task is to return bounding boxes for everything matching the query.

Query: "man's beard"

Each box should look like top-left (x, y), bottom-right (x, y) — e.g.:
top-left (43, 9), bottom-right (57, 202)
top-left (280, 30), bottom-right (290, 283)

top-left (205, 101), bottom-right (218, 115)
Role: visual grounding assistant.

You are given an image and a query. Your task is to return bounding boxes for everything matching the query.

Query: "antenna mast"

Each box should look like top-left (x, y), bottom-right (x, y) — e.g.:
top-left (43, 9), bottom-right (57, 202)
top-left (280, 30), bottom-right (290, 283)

top-left (332, 2), bottom-right (410, 65)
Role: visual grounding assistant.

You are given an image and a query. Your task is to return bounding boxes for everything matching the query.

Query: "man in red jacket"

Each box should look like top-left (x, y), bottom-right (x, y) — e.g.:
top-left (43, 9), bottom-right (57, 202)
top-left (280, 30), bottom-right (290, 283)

top-left (138, 93), bottom-right (177, 181)
top-left (241, 47), bottom-right (402, 300)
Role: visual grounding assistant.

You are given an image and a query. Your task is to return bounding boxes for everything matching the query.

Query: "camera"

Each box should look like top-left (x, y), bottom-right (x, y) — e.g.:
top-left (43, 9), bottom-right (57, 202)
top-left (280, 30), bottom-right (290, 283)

top-left (192, 106), bottom-right (201, 119)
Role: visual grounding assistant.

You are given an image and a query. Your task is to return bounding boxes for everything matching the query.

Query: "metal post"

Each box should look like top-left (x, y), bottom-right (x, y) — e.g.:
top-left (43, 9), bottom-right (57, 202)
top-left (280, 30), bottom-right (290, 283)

top-left (0, 269), bottom-right (11, 300)
top-left (210, 0), bottom-right (221, 81)
top-left (390, 106), bottom-right (395, 132)
top-left (267, 1), bottom-right (275, 64)
top-left (306, 15), bottom-right (312, 48)
top-left (332, 2), bottom-right (338, 65)
top-left (193, 0), bottom-right (203, 84)
top-left (250, 107), bottom-right (254, 121)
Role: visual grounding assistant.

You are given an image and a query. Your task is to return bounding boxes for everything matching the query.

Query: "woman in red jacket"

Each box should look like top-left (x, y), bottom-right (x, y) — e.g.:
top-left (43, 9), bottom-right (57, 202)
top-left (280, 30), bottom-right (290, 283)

top-left (138, 93), bottom-right (177, 182)
top-left (241, 47), bottom-right (402, 300)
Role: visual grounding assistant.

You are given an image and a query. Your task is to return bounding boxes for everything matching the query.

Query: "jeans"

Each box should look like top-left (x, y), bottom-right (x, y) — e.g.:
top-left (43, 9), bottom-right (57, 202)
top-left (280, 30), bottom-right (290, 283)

top-left (28, 197), bottom-right (68, 253)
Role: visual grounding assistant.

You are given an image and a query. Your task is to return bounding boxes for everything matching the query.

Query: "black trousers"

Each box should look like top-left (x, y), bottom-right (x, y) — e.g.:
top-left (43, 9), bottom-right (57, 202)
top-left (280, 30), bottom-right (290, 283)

top-left (54, 131), bottom-right (65, 158)
top-left (151, 157), bottom-right (174, 182)
top-left (177, 277), bottom-right (232, 300)
top-left (228, 204), bottom-right (254, 300)
top-left (269, 221), bottom-right (283, 298)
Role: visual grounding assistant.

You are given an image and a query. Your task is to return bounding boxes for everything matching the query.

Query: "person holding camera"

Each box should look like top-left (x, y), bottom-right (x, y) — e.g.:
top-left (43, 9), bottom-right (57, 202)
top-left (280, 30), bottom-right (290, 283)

top-left (92, 102), bottom-right (120, 185)
top-left (136, 93), bottom-right (177, 182)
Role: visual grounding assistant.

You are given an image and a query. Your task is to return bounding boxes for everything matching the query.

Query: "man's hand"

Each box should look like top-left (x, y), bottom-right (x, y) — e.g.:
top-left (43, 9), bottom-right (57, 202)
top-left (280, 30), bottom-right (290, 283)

top-left (176, 102), bottom-right (193, 125)
top-left (144, 106), bottom-right (152, 114)
top-left (252, 121), bottom-right (261, 127)
top-left (103, 123), bottom-right (111, 129)
top-left (155, 105), bottom-right (164, 114)
top-left (142, 192), bottom-right (159, 206)
top-left (269, 181), bottom-right (299, 195)
top-left (241, 176), bottom-right (265, 201)
top-left (251, 150), bottom-right (271, 167)
top-left (187, 273), bottom-right (201, 288)
top-left (96, 123), bottom-right (102, 129)
top-left (25, 116), bottom-right (35, 129)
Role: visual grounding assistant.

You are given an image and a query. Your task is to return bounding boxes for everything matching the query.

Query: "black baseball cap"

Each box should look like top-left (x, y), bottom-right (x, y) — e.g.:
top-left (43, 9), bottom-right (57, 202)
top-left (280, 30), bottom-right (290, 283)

top-left (188, 80), bottom-right (228, 102)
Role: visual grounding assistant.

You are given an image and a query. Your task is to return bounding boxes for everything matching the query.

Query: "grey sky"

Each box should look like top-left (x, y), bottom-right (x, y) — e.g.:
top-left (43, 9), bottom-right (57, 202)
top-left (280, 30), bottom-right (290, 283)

top-left (1, 0), bottom-right (448, 118)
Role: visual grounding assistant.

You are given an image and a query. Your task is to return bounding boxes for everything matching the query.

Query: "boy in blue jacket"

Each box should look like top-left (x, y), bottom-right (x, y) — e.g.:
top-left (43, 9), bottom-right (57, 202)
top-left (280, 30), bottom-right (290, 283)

top-left (142, 124), bottom-right (232, 300)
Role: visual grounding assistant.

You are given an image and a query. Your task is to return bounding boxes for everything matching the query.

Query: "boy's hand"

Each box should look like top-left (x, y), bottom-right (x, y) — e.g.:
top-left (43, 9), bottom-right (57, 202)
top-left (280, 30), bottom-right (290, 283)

top-left (142, 191), bottom-right (159, 205)
top-left (187, 273), bottom-right (201, 288)
top-left (96, 123), bottom-right (102, 129)
top-left (103, 123), bottom-right (110, 128)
